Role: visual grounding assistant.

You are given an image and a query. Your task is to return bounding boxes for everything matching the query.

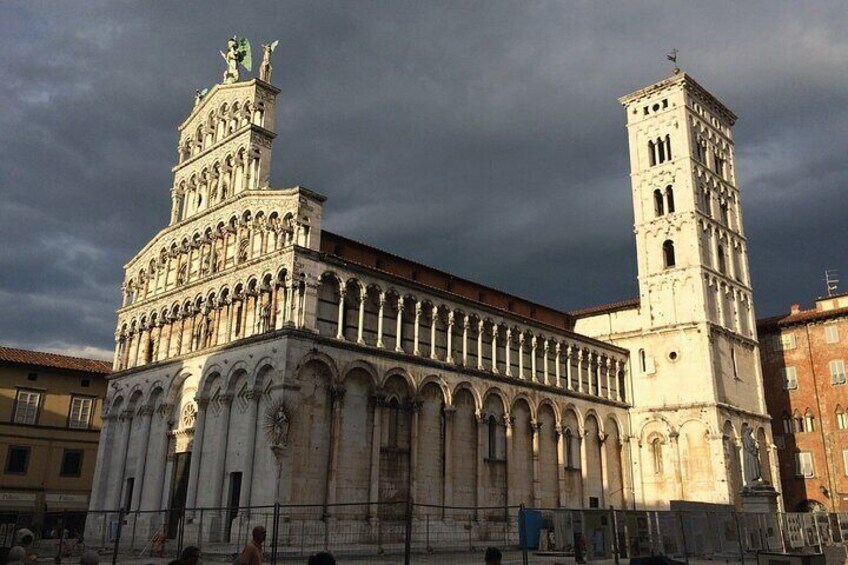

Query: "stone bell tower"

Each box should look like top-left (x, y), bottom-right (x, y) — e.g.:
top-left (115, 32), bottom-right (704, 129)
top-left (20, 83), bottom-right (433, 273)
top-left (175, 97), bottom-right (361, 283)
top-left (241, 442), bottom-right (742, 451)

top-left (618, 71), bottom-right (763, 414)
top-left (575, 71), bottom-right (777, 508)
top-left (169, 76), bottom-right (280, 225)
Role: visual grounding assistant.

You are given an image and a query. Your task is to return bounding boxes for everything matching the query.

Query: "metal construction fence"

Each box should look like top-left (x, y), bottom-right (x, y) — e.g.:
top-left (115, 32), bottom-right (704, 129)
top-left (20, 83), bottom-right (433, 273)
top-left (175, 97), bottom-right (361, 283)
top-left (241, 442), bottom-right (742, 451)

top-left (9, 503), bottom-right (848, 564)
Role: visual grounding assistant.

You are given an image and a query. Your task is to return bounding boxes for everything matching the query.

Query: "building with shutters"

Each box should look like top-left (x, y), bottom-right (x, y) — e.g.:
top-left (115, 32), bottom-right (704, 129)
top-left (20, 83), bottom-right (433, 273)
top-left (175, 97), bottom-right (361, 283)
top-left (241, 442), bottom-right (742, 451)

top-left (0, 346), bottom-right (110, 536)
top-left (86, 45), bottom-right (778, 543)
top-left (758, 294), bottom-right (848, 512)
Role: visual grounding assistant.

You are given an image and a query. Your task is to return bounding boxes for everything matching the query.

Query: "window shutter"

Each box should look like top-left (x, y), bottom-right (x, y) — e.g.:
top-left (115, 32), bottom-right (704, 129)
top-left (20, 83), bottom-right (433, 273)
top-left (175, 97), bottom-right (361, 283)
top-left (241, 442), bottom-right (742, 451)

top-left (783, 367), bottom-right (798, 390)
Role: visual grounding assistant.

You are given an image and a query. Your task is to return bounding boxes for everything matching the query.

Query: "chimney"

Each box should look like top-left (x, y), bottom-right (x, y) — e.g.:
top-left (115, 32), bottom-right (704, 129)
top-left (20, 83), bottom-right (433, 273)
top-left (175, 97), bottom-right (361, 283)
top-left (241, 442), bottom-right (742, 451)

top-left (790, 304), bottom-right (801, 315)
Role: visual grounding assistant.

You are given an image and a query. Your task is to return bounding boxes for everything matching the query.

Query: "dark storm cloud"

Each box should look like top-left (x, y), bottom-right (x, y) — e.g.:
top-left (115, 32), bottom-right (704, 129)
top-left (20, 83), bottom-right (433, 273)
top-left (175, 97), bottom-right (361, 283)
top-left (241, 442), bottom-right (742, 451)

top-left (1, 1), bottom-right (846, 358)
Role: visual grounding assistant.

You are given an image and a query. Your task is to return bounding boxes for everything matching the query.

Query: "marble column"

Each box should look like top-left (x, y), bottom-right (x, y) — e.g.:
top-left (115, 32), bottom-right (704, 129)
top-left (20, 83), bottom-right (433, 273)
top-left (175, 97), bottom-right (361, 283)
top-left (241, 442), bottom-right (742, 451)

top-left (530, 336), bottom-right (538, 383)
top-left (114, 410), bottom-right (133, 510)
top-left (409, 402), bottom-right (420, 504)
top-left (518, 334), bottom-right (525, 379)
top-left (446, 311), bottom-right (455, 364)
top-left (413, 301), bottom-right (421, 356)
top-left (430, 306), bottom-right (438, 360)
top-left (443, 406), bottom-right (456, 513)
top-left (336, 288), bottom-right (346, 340)
top-left (556, 427), bottom-right (567, 507)
top-left (542, 340), bottom-right (550, 385)
top-left (376, 292), bottom-right (386, 348)
top-left (356, 287), bottom-right (366, 344)
top-left (504, 328), bottom-right (512, 376)
top-left (368, 394), bottom-right (383, 520)
top-left (491, 325), bottom-right (499, 373)
top-left (476, 320), bottom-right (484, 371)
top-left (566, 346), bottom-right (573, 390)
top-left (555, 343), bottom-right (562, 388)
top-left (395, 299), bottom-right (405, 352)
top-left (239, 390), bottom-right (261, 509)
top-left (531, 420), bottom-right (541, 507)
top-left (461, 317), bottom-right (469, 366)
top-left (577, 350), bottom-right (584, 393)
top-left (325, 387), bottom-right (346, 514)
top-left (184, 398), bottom-right (209, 514)
top-left (475, 412), bottom-right (485, 519)
top-left (130, 406), bottom-right (154, 511)
top-left (212, 395), bottom-right (233, 509)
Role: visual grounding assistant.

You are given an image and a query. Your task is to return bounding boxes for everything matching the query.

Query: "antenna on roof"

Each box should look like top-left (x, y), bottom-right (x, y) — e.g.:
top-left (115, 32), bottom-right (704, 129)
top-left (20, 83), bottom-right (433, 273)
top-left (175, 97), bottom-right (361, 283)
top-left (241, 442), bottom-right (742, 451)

top-left (825, 269), bottom-right (839, 297)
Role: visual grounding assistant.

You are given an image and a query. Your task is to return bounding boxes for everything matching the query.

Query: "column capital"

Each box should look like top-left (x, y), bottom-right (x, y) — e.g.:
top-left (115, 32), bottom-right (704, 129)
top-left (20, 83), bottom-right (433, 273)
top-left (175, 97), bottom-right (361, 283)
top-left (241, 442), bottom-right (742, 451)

top-left (378, 291), bottom-right (386, 306)
top-left (330, 385), bottom-right (346, 403)
top-left (196, 396), bottom-right (211, 409)
top-left (442, 405), bottom-right (457, 418)
top-left (543, 339), bottom-right (550, 352)
top-left (555, 342), bottom-right (561, 354)
top-left (137, 405), bottom-right (155, 417)
top-left (447, 310), bottom-right (455, 326)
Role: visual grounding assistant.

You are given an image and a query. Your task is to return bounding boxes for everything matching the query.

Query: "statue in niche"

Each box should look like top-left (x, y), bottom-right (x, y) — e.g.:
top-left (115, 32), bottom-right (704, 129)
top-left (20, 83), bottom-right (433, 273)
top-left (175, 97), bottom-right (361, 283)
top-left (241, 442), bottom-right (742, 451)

top-left (258, 297), bottom-right (272, 332)
top-left (259, 40), bottom-right (279, 83)
top-left (220, 36), bottom-right (252, 84)
top-left (741, 426), bottom-right (763, 484)
top-left (176, 264), bottom-right (187, 286)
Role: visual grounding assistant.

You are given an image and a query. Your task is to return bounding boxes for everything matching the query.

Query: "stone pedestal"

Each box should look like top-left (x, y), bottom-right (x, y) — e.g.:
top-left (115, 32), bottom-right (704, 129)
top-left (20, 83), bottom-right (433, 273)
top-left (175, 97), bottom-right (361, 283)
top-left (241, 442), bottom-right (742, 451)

top-left (740, 480), bottom-right (779, 514)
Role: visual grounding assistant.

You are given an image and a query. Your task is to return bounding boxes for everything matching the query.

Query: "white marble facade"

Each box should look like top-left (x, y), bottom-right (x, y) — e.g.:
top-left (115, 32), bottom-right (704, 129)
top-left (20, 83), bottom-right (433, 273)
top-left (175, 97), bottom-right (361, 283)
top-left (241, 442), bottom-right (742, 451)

top-left (88, 62), bottom-right (777, 542)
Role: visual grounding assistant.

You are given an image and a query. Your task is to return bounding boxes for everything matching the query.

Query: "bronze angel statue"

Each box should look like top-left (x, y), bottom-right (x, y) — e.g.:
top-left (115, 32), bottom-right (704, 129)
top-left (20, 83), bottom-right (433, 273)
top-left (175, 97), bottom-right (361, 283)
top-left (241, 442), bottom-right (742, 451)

top-left (220, 36), bottom-right (252, 83)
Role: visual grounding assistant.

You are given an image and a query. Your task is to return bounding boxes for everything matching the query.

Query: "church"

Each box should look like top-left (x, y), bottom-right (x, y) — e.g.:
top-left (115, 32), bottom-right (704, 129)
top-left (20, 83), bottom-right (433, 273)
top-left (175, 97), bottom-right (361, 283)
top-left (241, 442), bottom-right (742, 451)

top-left (87, 41), bottom-right (778, 542)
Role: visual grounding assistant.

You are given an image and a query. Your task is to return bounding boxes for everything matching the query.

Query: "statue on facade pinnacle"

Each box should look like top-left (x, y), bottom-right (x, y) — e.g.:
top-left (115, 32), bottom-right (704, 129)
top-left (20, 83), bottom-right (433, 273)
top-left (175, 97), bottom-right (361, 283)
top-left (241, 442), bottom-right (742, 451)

top-left (220, 36), bottom-right (252, 83)
top-left (259, 40), bottom-right (279, 82)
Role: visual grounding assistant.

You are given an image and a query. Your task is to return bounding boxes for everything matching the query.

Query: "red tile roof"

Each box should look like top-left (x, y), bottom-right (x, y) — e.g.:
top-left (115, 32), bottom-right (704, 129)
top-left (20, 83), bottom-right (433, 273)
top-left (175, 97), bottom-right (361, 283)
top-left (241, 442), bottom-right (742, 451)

top-left (0, 346), bottom-right (112, 374)
top-left (757, 305), bottom-right (848, 331)
top-left (570, 297), bottom-right (640, 318)
top-left (321, 231), bottom-right (575, 330)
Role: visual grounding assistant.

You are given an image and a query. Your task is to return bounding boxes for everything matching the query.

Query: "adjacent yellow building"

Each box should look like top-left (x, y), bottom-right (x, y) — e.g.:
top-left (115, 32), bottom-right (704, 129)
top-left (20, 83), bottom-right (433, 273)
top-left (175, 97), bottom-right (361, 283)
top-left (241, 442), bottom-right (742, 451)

top-left (0, 347), bottom-right (110, 536)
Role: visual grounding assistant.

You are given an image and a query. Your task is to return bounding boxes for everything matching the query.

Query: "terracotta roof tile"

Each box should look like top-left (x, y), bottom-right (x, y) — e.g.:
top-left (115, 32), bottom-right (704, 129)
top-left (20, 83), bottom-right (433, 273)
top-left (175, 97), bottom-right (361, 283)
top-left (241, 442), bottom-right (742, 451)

top-left (570, 297), bottom-right (640, 318)
top-left (0, 346), bottom-right (112, 374)
top-left (757, 305), bottom-right (848, 331)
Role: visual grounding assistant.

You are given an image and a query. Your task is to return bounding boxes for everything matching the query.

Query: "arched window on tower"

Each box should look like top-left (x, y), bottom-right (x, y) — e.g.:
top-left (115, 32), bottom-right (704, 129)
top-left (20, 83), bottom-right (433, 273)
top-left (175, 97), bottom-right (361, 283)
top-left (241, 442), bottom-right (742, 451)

top-left (653, 189), bottom-right (664, 217)
top-left (665, 134), bottom-right (672, 160)
top-left (650, 437), bottom-right (664, 475)
top-left (805, 410), bottom-right (816, 433)
top-left (836, 406), bottom-right (847, 430)
top-left (657, 138), bottom-right (666, 163)
top-left (717, 245), bottom-right (727, 274)
top-left (782, 411), bottom-right (793, 434)
top-left (794, 411), bottom-right (805, 433)
top-left (702, 187), bottom-right (712, 217)
top-left (665, 185), bottom-right (675, 213)
top-left (663, 240), bottom-right (676, 268)
top-left (648, 140), bottom-right (657, 167)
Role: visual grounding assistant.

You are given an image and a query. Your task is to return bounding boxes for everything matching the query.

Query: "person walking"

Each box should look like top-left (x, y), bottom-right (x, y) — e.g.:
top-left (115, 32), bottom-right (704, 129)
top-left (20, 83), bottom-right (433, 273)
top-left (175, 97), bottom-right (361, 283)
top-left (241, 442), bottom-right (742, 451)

top-left (484, 546), bottom-right (502, 565)
top-left (236, 525), bottom-right (266, 565)
top-left (179, 545), bottom-right (201, 565)
top-left (307, 552), bottom-right (336, 565)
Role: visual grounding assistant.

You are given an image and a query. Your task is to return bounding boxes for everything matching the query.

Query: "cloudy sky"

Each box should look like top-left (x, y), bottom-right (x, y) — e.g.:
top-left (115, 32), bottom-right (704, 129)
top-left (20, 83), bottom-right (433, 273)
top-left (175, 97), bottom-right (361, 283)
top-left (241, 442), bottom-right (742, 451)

top-left (1, 2), bottom-right (846, 360)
